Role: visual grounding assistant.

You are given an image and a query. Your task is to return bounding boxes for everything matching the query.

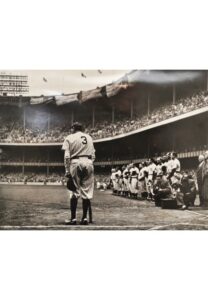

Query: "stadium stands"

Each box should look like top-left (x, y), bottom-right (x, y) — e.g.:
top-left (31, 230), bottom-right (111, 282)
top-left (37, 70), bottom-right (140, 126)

top-left (0, 70), bottom-right (208, 190)
top-left (0, 172), bottom-right (65, 184)
top-left (0, 90), bottom-right (208, 143)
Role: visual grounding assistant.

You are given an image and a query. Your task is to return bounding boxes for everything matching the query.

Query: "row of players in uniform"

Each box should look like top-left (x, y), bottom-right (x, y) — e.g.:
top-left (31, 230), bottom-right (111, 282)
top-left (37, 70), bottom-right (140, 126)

top-left (110, 152), bottom-right (197, 210)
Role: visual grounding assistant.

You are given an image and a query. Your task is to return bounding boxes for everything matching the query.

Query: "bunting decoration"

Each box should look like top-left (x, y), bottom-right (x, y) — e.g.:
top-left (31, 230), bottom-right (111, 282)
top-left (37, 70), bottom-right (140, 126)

top-left (1, 71), bottom-right (134, 106)
top-left (105, 82), bottom-right (128, 98)
top-left (79, 87), bottom-right (104, 103)
top-left (30, 96), bottom-right (54, 105)
top-left (55, 94), bottom-right (79, 106)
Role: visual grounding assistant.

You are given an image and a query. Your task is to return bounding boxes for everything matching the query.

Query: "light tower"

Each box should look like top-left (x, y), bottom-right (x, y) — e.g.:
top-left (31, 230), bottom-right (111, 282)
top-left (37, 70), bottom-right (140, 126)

top-left (0, 72), bottom-right (29, 96)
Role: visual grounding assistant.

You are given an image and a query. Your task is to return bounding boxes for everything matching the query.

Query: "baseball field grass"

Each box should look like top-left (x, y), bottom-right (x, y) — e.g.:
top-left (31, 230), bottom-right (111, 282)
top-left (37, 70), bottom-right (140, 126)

top-left (0, 184), bottom-right (208, 230)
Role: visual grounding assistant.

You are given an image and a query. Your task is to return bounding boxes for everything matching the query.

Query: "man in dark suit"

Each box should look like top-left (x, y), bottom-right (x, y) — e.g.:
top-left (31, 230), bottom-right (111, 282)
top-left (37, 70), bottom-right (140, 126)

top-left (180, 172), bottom-right (197, 208)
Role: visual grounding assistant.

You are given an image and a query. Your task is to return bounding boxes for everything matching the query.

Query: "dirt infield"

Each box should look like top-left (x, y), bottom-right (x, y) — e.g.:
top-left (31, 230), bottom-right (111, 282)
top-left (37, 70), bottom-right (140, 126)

top-left (0, 184), bottom-right (208, 230)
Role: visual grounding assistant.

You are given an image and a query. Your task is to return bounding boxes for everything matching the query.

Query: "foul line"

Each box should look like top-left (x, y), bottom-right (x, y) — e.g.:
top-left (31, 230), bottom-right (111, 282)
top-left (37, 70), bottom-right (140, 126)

top-left (148, 223), bottom-right (208, 230)
top-left (184, 209), bottom-right (208, 218)
top-left (1, 222), bottom-right (208, 230)
top-left (0, 225), bottom-right (150, 230)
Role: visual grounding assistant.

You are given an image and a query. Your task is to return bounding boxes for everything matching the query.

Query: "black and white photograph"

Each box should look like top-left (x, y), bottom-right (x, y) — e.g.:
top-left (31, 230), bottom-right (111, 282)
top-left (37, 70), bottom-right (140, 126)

top-left (2, 1), bottom-right (208, 300)
top-left (0, 70), bottom-right (208, 230)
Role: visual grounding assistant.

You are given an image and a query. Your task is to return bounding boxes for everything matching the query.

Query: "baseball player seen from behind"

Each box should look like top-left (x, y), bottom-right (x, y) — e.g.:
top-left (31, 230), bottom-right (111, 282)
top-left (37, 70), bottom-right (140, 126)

top-left (62, 122), bottom-right (96, 225)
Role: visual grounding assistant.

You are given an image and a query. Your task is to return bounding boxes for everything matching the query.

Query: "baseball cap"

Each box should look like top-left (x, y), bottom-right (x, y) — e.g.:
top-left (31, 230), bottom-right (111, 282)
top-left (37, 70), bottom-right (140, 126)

top-left (71, 122), bottom-right (83, 131)
top-left (198, 154), bottom-right (204, 162)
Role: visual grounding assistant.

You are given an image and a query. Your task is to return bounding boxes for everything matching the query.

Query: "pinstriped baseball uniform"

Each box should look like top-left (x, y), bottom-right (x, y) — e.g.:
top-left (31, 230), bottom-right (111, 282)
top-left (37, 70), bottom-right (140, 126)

top-left (129, 166), bottom-right (139, 194)
top-left (62, 131), bottom-right (96, 199)
top-left (123, 168), bottom-right (130, 192)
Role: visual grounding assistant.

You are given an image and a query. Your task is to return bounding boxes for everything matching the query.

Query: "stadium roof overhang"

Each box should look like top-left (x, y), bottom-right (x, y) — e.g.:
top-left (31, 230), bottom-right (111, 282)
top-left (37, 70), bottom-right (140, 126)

top-left (0, 70), bottom-right (205, 107)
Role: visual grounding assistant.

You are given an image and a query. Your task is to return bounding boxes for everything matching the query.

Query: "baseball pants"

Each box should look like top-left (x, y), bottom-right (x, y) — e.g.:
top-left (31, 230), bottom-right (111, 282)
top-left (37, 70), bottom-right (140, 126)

top-left (123, 178), bottom-right (129, 192)
top-left (70, 158), bottom-right (94, 199)
top-left (130, 177), bottom-right (138, 194)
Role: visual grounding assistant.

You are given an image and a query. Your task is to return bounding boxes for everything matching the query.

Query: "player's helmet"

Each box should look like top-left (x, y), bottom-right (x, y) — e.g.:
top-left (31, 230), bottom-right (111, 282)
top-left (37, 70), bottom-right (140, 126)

top-left (71, 122), bottom-right (83, 132)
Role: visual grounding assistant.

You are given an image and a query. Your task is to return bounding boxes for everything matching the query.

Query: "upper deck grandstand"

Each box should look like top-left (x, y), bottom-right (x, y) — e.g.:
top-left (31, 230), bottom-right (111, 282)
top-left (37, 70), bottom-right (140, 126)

top-left (0, 70), bottom-right (208, 173)
top-left (0, 70), bottom-right (207, 143)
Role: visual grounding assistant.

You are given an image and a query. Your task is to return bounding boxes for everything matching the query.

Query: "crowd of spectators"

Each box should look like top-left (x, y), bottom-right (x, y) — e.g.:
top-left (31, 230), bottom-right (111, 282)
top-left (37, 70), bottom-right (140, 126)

top-left (0, 172), bottom-right (26, 183)
top-left (86, 90), bottom-right (208, 139)
top-left (95, 174), bottom-right (111, 190)
top-left (0, 172), bottom-right (111, 187)
top-left (0, 122), bottom-right (65, 143)
top-left (0, 172), bottom-right (65, 184)
top-left (0, 90), bottom-right (208, 143)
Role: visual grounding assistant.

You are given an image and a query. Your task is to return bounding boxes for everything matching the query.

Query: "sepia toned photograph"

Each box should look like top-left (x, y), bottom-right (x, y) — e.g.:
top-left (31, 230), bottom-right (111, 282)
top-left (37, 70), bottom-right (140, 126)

top-left (2, 2), bottom-right (208, 300)
top-left (0, 70), bottom-right (208, 230)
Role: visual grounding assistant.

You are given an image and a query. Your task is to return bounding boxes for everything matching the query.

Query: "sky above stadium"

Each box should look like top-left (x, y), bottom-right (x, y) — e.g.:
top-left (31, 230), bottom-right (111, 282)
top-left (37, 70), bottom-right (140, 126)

top-left (1, 70), bottom-right (129, 96)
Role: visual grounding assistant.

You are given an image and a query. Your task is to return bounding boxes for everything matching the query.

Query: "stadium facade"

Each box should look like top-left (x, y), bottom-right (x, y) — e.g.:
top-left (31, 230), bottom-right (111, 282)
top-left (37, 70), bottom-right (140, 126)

top-left (0, 70), bottom-right (208, 179)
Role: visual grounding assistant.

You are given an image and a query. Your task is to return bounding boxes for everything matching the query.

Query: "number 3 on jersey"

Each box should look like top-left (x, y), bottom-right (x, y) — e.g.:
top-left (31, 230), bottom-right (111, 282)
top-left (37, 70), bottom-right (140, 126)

top-left (81, 136), bottom-right (87, 145)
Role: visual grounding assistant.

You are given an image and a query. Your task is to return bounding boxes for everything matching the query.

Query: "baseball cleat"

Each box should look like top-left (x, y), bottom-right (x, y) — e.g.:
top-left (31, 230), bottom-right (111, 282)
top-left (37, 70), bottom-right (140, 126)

top-left (80, 218), bottom-right (88, 225)
top-left (65, 219), bottom-right (77, 225)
